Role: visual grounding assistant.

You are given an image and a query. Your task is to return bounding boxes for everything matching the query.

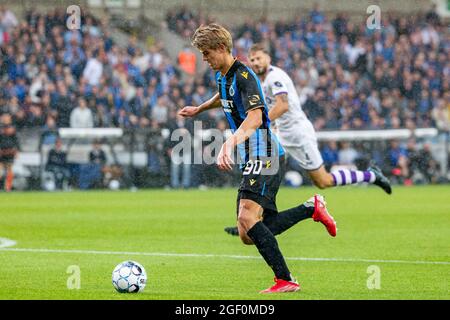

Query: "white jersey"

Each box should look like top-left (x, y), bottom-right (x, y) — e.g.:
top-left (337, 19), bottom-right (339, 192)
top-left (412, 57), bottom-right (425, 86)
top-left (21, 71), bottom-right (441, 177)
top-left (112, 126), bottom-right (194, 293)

top-left (262, 65), bottom-right (316, 147)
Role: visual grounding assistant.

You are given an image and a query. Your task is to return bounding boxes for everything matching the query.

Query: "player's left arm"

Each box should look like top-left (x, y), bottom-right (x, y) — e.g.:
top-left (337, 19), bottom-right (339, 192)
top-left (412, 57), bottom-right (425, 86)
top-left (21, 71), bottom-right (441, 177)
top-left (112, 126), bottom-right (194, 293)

top-left (267, 76), bottom-right (289, 121)
top-left (268, 93), bottom-right (289, 121)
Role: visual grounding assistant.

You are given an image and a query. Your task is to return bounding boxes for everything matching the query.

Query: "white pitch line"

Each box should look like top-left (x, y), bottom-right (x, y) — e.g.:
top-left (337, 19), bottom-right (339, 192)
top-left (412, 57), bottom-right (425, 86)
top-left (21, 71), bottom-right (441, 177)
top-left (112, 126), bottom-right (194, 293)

top-left (0, 247), bottom-right (449, 266)
top-left (0, 238), bottom-right (17, 248)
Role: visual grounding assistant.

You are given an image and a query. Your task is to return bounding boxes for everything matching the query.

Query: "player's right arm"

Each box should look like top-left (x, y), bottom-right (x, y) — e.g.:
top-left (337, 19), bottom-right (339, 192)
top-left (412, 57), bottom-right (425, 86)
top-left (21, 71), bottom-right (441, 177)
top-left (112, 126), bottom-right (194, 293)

top-left (178, 92), bottom-right (221, 118)
top-left (268, 93), bottom-right (289, 121)
top-left (266, 74), bottom-right (290, 121)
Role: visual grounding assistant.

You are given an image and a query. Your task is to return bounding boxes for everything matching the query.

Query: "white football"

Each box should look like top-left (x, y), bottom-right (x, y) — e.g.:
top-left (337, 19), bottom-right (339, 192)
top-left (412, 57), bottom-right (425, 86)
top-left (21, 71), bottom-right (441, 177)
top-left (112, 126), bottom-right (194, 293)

top-left (112, 261), bottom-right (147, 293)
top-left (285, 170), bottom-right (303, 187)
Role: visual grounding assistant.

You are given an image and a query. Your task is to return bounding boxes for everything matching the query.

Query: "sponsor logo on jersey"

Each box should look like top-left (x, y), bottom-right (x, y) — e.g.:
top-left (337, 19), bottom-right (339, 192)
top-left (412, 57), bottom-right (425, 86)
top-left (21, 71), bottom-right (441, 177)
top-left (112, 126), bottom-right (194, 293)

top-left (274, 81), bottom-right (283, 87)
top-left (220, 99), bottom-right (235, 113)
top-left (240, 71), bottom-right (248, 79)
top-left (248, 94), bottom-right (261, 106)
top-left (249, 179), bottom-right (256, 186)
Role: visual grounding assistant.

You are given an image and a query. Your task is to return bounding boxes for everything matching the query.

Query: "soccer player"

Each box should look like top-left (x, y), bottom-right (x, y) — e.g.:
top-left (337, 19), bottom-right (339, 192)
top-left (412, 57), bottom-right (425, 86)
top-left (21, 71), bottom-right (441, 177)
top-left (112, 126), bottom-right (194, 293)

top-left (0, 114), bottom-right (19, 192)
top-left (250, 43), bottom-right (392, 192)
top-left (224, 44), bottom-right (392, 236)
top-left (179, 24), bottom-right (336, 293)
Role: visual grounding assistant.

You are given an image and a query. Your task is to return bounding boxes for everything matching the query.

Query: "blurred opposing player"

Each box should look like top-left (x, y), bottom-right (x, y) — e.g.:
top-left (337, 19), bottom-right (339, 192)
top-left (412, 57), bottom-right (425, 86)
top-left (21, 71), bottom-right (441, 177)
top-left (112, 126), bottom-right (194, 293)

top-left (179, 24), bottom-right (336, 293)
top-left (248, 43), bottom-right (392, 192)
top-left (224, 43), bottom-right (391, 237)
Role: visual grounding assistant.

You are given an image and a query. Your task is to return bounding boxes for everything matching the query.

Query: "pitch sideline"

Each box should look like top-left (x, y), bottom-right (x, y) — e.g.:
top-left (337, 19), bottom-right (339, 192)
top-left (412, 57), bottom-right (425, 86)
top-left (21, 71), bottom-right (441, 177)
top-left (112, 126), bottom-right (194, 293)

top-left (0, 245), bottom-right (449, 266)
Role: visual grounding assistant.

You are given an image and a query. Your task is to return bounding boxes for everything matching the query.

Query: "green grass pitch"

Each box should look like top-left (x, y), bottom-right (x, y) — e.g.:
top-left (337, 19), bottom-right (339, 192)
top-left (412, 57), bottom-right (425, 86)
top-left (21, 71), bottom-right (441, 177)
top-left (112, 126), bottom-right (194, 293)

top-left (0, 185), bottom-right (449, 300)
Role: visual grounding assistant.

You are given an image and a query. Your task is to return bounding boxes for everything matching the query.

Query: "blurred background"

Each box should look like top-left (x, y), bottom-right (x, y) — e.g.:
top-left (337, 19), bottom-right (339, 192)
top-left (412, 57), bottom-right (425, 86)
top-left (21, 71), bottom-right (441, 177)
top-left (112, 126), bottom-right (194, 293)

top-left (0, 0), bottom-right (449, 191)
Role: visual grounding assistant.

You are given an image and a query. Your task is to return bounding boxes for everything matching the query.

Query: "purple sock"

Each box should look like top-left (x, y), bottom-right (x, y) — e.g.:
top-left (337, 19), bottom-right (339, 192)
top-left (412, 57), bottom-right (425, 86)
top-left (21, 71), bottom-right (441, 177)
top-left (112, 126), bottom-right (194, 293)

top-left (331, 169), bottom-right (376, 186)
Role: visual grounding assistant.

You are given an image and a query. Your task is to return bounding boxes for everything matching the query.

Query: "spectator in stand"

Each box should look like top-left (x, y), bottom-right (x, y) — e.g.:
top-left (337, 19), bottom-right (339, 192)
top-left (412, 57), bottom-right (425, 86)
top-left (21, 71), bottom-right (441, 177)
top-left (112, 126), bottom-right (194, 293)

top-left (178, 45), bottom-right (196, 76)
top-left (338, 142), bottom-right (359, 166)
top-left (166, 5), bottom-right (212, 39)
top-left (45, 138), bottom-right (70, 190)
top-left (0, 5), bottom-right (18, 32)
top-left (386, 139), bottom-right (409, 183)
top-left (78, 140), bottom-right (108, 189)
top-left (321, 141), bottom-right (339, 171)
top-left (151, 96), bottom-right (169, 126)
top-left (166, 111), bottom-right (193, 189)
top-left (146, 140), bottom-right (166, 188)
top-left (416, 143), bottom-right (440, 183)
top-left (432, 98), bottom-right (450, 132)
top-left (70, 97), bottom-right (94, 128)
top-left (89, 140), bottom-right (107, 166)
top-left (41, 116), bottom-right (58, 146)
top-left (407, 140), bottom-right (440, 184)
top-left (52, 82), bottom-right (73, 128)
top-left (82, 50), bottom-right (103, 86)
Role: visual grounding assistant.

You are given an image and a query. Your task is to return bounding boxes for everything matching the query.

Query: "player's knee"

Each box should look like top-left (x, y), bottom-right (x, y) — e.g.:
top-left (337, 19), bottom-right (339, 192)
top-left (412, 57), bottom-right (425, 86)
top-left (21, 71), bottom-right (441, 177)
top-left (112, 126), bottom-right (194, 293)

top-left (237, 212), bottom-right (253, 230)
top-left (238, 203), bottom-right (256, 226)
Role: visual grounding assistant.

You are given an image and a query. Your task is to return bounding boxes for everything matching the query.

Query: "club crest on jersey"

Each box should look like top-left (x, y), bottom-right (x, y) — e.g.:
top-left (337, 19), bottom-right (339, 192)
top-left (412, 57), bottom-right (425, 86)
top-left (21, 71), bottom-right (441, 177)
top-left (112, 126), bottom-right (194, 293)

top-left (229, 85), bottom-right (235, 96)
top-left (240, 71), bottom-right (248, 79)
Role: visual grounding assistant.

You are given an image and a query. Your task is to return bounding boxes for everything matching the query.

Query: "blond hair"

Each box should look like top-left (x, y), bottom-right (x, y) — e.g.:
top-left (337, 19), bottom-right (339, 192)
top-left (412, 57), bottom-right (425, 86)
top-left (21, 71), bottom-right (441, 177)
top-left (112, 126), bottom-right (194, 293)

top-left (191, 23), bottom-right (233, 53)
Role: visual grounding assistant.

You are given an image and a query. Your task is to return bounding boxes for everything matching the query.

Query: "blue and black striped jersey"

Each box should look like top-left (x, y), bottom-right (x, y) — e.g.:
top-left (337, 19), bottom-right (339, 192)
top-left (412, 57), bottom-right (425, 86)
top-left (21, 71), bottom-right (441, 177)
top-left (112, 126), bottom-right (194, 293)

top-left (215, 59), bottom-right (284, 163)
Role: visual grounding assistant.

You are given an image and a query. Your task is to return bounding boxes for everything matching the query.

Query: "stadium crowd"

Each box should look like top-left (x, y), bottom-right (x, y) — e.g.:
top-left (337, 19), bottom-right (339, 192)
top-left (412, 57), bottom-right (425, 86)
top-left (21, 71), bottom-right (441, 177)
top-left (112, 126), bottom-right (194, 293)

top-left (0, 5), bottom-right (449, 190)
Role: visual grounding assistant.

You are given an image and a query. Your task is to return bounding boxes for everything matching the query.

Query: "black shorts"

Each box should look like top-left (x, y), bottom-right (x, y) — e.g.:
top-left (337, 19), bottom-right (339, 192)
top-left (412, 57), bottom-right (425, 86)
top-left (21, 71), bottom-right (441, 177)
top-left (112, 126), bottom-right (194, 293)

top-left (236, 156), bottom-right (285, 215)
